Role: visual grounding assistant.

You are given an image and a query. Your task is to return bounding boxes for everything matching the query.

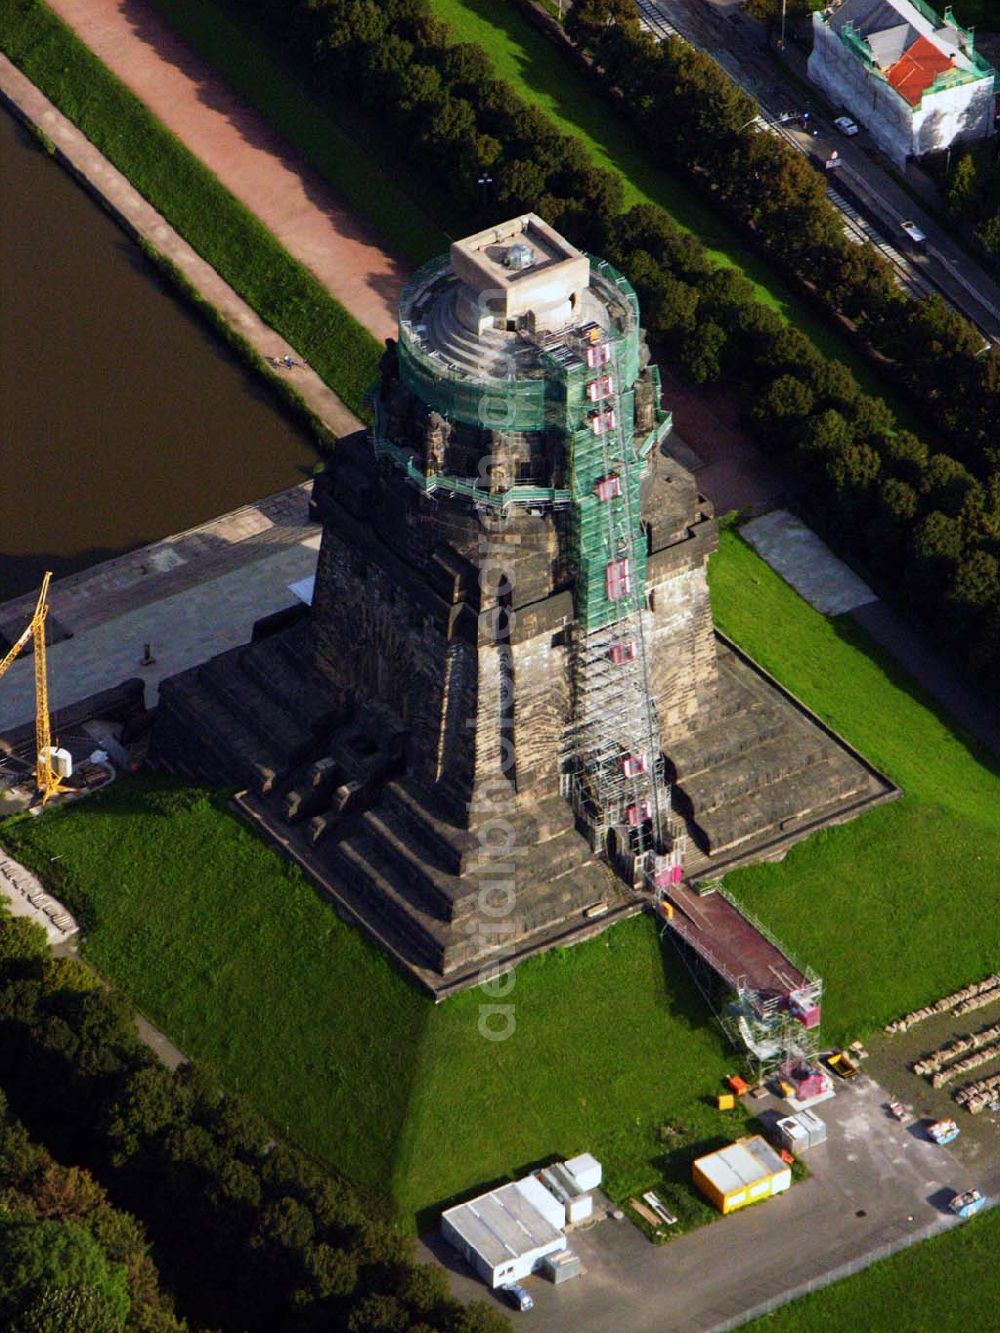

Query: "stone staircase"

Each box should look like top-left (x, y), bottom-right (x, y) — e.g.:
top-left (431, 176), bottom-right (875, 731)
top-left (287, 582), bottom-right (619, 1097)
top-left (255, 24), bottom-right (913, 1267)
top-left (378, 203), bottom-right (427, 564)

top-left (152, 623), bottom-right (612, 979)
top-left (323, 777), bottom-right (608, 974)
top-left (151, 622), bottom-right (342, 788)
top-left (666, 643), bottom-right (875, 860)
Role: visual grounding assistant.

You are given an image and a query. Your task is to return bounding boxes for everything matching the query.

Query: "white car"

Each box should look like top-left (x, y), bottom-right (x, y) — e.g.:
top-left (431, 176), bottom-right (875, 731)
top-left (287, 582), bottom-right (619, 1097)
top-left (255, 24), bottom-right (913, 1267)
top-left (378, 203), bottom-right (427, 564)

top-left (900, 219), bottom-right (927, 248)
top-left (833, 115), bottom-right (859, 136)
top-left (501, 1283), bottom-right (534, 1311)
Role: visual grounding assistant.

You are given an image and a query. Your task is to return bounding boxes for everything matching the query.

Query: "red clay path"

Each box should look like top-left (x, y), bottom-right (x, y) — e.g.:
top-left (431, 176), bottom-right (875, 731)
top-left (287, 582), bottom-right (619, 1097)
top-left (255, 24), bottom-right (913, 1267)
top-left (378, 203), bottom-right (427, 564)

top-left (46, 1), bottom-right (785, 514)
top-left (45, 0), bottom-right (405, 344)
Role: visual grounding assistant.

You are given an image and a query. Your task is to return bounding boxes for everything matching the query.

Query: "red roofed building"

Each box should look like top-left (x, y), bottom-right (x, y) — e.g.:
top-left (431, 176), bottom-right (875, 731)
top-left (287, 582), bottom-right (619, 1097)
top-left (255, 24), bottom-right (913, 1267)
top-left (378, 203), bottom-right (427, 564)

top-left (809, 0), bottom-right (997, 169)
top-left (886, 32), bottom-right (955, 106)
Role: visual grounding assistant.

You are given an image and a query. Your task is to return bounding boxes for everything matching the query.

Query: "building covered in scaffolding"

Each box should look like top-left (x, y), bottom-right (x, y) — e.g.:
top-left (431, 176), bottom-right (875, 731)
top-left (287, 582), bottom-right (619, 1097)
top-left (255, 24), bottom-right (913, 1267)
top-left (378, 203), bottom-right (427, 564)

top-left (153, 214), bottom-right (892, 994)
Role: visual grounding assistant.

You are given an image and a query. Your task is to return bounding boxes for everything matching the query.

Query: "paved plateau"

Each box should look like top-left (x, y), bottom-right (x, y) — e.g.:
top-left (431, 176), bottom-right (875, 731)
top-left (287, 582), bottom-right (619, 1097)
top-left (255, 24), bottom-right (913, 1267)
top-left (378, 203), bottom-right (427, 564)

top-left (421, 1075), bottom-right (988, 1332)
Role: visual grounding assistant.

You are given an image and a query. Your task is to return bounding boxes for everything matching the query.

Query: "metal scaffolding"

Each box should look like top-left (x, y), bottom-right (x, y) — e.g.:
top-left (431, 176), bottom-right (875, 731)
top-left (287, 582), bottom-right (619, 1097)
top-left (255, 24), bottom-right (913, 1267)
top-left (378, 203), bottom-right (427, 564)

top-left (550, 323), bottom-right (684, 888)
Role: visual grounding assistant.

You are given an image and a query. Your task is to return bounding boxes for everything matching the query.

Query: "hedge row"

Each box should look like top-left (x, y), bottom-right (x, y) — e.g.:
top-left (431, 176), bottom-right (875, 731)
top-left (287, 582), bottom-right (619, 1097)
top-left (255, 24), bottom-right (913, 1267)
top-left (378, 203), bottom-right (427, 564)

top-left (0, 913), bottom-right (506, 1333)
top-left (241, 0), bottom-right (999, 683)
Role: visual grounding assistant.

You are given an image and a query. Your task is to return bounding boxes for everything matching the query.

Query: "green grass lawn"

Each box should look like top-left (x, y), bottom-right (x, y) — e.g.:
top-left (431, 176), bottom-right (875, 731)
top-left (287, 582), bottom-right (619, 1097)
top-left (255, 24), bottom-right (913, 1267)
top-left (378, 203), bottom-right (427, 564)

top-left (710, 530), bottom-right (1000, 1043)
top-left (747, 1204), bottom-right (999, 1331)
top-left (1, 0), bottom-right (381, 417)
top-left (2, 533), bottom-right (998, 1234)
top-left (0, 783), bottom-right (752, 1231)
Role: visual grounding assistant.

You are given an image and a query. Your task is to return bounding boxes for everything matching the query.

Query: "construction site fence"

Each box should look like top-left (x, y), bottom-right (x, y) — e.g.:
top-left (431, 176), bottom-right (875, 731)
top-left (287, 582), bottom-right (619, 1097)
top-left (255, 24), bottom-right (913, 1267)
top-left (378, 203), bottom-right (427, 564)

top-left (708, 1201), bottom-right (999, 1333)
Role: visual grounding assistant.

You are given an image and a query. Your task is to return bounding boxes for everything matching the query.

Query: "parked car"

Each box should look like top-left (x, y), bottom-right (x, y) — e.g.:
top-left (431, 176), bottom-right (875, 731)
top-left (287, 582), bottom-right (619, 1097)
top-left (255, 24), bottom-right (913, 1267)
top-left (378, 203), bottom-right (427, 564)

top-left (500, 1283), bottom-right (534, 1312)
top-left (899, 219), bottom-right (928, 250)
top-left (833, 115), bottom-right (860, 136)
top-left (927, 1118), bottom-right (960, 1146)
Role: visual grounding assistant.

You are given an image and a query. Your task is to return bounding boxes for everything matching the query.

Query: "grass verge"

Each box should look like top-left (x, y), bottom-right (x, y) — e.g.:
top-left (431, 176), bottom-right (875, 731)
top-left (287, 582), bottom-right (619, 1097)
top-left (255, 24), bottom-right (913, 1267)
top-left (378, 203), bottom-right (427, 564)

top-left (1, 0), bottom-right (381, 417)
top-left (746, 1204), bottom-right (999, 1331)
top-left (711, 529), bottom-right (1000, 1042)
top-left (147, 0), bottom-right (450, 263)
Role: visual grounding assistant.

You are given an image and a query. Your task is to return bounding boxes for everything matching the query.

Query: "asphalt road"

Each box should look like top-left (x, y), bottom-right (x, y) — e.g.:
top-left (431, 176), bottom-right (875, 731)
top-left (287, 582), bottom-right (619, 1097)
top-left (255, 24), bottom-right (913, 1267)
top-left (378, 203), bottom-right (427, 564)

top-left (420, 1075), bottom-right (990, 1331)
top-left (643, 0), bottom-right (1000, 340)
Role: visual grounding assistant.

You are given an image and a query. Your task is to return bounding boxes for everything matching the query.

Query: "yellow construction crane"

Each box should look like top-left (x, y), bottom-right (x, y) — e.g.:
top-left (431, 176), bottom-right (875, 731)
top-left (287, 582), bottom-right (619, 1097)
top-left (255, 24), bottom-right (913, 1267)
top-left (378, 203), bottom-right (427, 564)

top-left (0, 571), bottom-right (72, 805)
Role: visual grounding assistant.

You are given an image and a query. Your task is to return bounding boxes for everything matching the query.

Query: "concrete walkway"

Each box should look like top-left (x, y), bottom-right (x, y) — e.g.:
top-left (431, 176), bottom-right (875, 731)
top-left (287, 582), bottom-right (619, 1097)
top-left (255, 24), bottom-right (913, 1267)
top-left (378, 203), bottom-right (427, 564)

top-left (41, 0), bottom-right (406, 344)
top-left (0, 485), bottom-right (321, 733)
top-left (742, 510), bottom-right (878, 617)
top-left (0, 849), bottom-right (79, 944)
top-left (0, 53), bottom-right (361, 442)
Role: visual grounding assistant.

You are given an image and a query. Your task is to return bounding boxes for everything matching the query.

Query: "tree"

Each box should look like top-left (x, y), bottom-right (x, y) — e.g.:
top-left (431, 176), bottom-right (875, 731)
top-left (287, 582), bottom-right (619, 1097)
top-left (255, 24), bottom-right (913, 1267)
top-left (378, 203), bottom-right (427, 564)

top-left (946, 152), bottom-right (983, 223)
top-left (747, 373), bottom-right (815, 446)
top-left (0, 1216), bottom-right (129, 1331)
top-left (0, 917), bottom-right (49, 972)
top-left (103, 1066), bottom-right (190, 1165)
top-left (908, 510), bottom-right (965, 600)
top-left (977, 213), bottom-right (1000, 258)
top-left (346, 1292), bottom-right (409, 1333)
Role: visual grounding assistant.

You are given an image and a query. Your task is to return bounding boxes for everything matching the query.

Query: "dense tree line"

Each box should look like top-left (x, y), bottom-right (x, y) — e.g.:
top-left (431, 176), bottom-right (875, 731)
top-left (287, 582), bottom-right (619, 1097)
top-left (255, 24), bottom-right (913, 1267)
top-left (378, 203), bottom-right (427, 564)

top-left (946, 145), bottom-right (1000, 260)
top-left (239, 0), bottom-right (999, 685)
top-left (605, 205), bottom-right (1000, 681)
top-left (564, 0), bottom-right (999, 474)
top-left (0, 1085), bottom-right (185, 1332)
top-left (0, 915), bottom-right (507, 1332)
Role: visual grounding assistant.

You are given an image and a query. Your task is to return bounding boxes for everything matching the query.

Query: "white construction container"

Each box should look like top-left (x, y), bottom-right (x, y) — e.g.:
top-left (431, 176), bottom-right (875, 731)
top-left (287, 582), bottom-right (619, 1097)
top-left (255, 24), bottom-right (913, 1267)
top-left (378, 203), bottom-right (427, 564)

top-left (515, 1173), bottom-right (566, 1233)
top-left (797, 1109), bottom-right (828, 1148)
top-left (776, 1115), bottom-right (809, 1154)
top-left (564, 1153), bottom-right (602, 1193)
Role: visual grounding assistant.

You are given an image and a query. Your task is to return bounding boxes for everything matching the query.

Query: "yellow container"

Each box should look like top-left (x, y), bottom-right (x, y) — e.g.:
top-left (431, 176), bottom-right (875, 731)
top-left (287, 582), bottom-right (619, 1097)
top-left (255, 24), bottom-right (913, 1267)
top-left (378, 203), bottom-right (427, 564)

top-left (717, 1093), bottom-right (736, 1111)
top-left (692, 1138), bottom-right (793, 1215)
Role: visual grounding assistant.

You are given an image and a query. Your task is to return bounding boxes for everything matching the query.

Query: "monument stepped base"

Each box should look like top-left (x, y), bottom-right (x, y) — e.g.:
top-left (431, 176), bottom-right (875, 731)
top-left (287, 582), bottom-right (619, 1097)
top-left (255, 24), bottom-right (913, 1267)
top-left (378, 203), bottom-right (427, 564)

top-left (150, 622), bottom-right (897, 994)
top-left (668, 635), bottom-right (898, 882)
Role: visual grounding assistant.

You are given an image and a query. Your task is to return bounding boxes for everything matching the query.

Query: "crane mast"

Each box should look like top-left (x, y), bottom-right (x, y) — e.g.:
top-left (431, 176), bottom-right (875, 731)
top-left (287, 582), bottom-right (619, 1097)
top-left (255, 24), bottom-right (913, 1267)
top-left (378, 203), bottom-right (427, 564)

top-left (0, 572), bottom-right (70, 805)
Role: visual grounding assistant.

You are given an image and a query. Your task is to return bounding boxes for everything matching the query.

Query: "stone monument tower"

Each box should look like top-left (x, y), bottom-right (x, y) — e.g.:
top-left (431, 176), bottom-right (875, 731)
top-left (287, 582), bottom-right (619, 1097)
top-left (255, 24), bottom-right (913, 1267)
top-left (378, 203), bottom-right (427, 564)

top-left (153, 215), bottom-right (884, 993)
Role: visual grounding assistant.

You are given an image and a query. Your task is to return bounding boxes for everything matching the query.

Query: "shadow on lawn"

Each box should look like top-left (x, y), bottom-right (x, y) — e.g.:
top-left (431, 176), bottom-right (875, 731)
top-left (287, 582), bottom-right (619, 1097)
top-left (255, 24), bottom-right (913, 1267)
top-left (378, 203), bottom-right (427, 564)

top-left (832, 612), bottom-right (1000, 775)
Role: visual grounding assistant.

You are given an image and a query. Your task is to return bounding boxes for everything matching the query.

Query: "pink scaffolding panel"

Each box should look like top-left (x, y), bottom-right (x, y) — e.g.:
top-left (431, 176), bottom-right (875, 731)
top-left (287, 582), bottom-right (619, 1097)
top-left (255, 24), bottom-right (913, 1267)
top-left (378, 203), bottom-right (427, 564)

top-left (626, 800), bottom-right (652, 827)
top-left (609, 640), bottom-right (636, 664)
top-left (606, 558), bottom-right (631, 601)
top-left (590, 409), bottom-right (616, 436)
top-left (595, 473), bottom-right (622, 502)
top-left (622, 753), bottom-right (647, 777)
top-left (586, 343), bottom-right (611, 369)
top-left (653, 863), bottom-right (684, 889)
top-left (587, 375), bottom-right (614, 402)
